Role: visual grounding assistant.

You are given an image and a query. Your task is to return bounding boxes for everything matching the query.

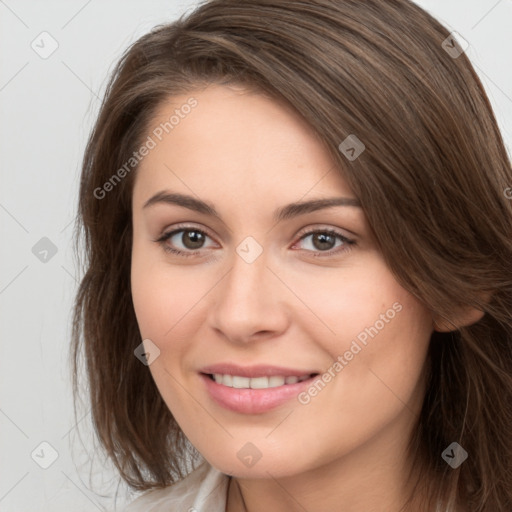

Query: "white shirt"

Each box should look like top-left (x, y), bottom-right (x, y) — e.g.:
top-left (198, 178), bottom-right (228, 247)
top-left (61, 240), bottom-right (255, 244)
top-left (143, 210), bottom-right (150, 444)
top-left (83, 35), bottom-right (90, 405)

top-left (122, 461), bottom-right (230, 512)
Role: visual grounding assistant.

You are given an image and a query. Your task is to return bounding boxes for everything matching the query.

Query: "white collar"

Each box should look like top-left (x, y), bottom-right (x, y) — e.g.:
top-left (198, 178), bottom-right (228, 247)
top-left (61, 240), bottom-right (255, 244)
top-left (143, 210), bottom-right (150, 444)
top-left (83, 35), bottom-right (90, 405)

top-left (123, 461), bottom-right (229, 512)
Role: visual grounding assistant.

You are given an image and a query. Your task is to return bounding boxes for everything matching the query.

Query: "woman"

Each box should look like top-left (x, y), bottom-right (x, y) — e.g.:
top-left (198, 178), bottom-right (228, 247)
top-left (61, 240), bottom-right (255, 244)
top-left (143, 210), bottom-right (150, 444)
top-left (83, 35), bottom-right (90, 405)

top-left (71, 0), bottom-right (512, 510)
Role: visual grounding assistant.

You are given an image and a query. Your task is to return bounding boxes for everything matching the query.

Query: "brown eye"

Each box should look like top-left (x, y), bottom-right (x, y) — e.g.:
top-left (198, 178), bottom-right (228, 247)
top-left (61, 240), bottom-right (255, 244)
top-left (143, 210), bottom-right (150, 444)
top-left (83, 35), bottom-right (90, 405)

top-left (155, 227), bottom-right (216, 257)
top-left (310, 232), bottom-right (337, 251)
top-left (179, 230), bottom-right (206, 249)
top-left (293, 228), bottom-right (356, 258)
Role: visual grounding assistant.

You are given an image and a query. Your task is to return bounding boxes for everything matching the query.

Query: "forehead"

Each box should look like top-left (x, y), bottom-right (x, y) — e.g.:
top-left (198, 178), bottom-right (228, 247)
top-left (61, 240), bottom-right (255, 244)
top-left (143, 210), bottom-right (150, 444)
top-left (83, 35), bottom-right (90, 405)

top-left (133, 84), bottom-right (354, 206)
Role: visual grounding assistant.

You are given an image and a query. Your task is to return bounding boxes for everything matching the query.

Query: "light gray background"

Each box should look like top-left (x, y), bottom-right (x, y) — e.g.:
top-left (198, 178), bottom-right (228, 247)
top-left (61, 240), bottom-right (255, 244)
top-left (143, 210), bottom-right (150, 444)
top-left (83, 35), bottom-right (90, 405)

top-left (1, 1), bottom-right (511, 511)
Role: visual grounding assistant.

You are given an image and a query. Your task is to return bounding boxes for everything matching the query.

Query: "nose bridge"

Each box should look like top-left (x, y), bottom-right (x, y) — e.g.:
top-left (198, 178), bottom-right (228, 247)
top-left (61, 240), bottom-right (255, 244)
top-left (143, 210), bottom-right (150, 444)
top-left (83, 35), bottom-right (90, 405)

top-left (209, 238), bottom-right (286, 342)
top-left (222, 241), bottom-right (272, 313)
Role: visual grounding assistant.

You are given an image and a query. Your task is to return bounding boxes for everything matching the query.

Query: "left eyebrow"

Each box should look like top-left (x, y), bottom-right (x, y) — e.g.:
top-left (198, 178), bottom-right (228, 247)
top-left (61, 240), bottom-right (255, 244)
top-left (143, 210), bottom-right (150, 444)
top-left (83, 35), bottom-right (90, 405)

top-left (143, 191), bottom-right (362, 223)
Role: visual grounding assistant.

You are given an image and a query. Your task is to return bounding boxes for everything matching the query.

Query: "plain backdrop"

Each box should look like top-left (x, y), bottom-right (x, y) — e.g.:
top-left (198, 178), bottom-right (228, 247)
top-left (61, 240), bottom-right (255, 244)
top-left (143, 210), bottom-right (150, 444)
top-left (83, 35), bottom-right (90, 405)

top-left (1, 1), bottom-right (511, 510)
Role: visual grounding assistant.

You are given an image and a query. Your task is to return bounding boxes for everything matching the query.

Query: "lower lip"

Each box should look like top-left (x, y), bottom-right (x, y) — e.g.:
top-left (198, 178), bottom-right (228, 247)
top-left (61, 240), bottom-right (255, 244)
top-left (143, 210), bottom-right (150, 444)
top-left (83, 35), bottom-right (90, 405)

top-left (200, 373), bottom-right (317, 414)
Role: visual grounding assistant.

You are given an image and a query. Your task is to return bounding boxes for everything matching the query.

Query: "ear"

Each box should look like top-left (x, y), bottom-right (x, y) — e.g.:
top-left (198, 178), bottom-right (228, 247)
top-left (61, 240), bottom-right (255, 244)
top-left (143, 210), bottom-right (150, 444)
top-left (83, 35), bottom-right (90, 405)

top-left (432, 291), bottom-right (492, 332)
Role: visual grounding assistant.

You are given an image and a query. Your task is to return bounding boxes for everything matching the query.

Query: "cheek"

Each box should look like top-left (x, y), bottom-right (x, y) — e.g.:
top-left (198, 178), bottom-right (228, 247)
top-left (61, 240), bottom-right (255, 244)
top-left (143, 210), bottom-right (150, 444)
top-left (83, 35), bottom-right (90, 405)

top-left (130, 250), bottom-right (199, 415)
top-left (332, 276), bottom-right (432, 379)
top-left (322, 287), bottom-right (432, 424)
top-left (290, 255), bottom-right (433, 410)
top-left (290, 285), bottom-right (432, 469)
top-left (131, 263), bottom-right (167, 340)
top-left (130, 244), bottom-right (202, 340)
top-left (284, 252), bottom-right (429, 354)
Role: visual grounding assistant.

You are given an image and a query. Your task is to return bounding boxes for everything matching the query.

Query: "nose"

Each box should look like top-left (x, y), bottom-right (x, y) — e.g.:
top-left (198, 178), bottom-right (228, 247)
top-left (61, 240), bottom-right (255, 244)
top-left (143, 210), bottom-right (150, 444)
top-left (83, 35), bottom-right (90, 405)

top-left (208, 245), bottom-right (289, 345)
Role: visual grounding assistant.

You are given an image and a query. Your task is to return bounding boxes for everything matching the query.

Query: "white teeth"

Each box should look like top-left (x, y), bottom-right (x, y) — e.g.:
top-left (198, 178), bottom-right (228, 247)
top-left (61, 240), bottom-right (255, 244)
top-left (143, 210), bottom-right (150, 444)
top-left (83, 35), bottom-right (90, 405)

top-left (232, 376), bottom-right (250, 389)
top-left (250, 377), bottom-right (269, 389)
top-left (211, 373), bottom-right (311, 389)
top-left (268, 376), bottom-right (285, 387)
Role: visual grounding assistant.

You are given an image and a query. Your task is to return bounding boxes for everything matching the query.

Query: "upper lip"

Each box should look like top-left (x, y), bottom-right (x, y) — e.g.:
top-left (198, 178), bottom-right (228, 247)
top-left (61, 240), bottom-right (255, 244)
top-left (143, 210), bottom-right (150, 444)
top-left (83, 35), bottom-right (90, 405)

top-left (199, 363), bottom-right (319, 378)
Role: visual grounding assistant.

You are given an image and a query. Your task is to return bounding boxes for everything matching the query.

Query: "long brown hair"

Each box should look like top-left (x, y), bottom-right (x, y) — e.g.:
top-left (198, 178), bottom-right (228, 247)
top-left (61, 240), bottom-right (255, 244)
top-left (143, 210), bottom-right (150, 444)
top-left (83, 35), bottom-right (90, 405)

top-left (71, 1), bottom-right (512, 510)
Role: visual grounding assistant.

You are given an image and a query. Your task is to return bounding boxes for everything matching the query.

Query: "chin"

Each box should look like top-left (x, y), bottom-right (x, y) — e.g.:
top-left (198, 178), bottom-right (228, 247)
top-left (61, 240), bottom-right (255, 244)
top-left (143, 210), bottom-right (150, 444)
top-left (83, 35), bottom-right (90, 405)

top-left (203, 450), bottom-right (308, 480)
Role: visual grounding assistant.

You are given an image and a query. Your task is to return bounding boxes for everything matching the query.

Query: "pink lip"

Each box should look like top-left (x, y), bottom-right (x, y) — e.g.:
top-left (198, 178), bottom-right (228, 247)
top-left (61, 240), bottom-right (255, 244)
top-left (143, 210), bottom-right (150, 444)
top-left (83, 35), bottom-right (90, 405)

top-left (199, 364), bottom-right (319, 414)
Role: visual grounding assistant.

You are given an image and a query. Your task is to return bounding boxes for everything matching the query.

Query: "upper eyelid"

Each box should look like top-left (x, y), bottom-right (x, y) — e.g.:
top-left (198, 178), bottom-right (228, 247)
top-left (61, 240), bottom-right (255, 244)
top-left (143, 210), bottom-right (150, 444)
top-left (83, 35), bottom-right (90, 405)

top-left (295, 225), bottom-right (355, 240)
top-left (160, 224), bottom-right (218, 244)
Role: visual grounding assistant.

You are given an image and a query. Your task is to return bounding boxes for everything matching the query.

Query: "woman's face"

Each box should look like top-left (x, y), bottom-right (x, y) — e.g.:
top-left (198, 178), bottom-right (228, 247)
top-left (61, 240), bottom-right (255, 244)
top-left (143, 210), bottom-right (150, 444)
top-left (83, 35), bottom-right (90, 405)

top-left (131, 83), bottom-right (435, 479)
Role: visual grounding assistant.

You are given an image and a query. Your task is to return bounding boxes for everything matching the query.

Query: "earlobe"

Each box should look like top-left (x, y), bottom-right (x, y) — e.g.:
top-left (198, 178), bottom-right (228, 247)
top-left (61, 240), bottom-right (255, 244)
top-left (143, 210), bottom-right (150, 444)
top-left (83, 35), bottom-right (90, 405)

top-left (432, 291), bottom-right (492, 332)
top-left (433, 307), bottom-right (486, 332)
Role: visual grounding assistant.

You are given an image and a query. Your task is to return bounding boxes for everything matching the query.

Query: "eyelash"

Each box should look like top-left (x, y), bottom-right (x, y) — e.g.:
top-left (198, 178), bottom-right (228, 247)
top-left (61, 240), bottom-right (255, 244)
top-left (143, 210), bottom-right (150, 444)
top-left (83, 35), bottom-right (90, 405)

top-left (153, 223), bottom-right (356, 259)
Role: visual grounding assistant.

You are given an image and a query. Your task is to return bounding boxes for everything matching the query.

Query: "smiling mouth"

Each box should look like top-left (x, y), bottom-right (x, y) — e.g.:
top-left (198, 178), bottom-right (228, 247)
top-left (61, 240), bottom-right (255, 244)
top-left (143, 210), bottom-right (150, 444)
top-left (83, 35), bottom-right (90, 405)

top-left (203, 373), bottom-right (319, 389)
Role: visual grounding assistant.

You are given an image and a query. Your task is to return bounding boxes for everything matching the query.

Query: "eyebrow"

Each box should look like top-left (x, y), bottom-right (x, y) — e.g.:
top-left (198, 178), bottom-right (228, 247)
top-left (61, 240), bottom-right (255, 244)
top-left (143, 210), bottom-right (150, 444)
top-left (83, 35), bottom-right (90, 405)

top-left (143, 191), bottom-right (362, 223)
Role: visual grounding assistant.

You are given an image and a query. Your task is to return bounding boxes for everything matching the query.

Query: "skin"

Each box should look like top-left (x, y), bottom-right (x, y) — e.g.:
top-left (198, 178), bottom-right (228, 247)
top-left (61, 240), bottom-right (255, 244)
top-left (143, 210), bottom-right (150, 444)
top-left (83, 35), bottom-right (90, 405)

top-left (130, 84), bottom-right (482, 512)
